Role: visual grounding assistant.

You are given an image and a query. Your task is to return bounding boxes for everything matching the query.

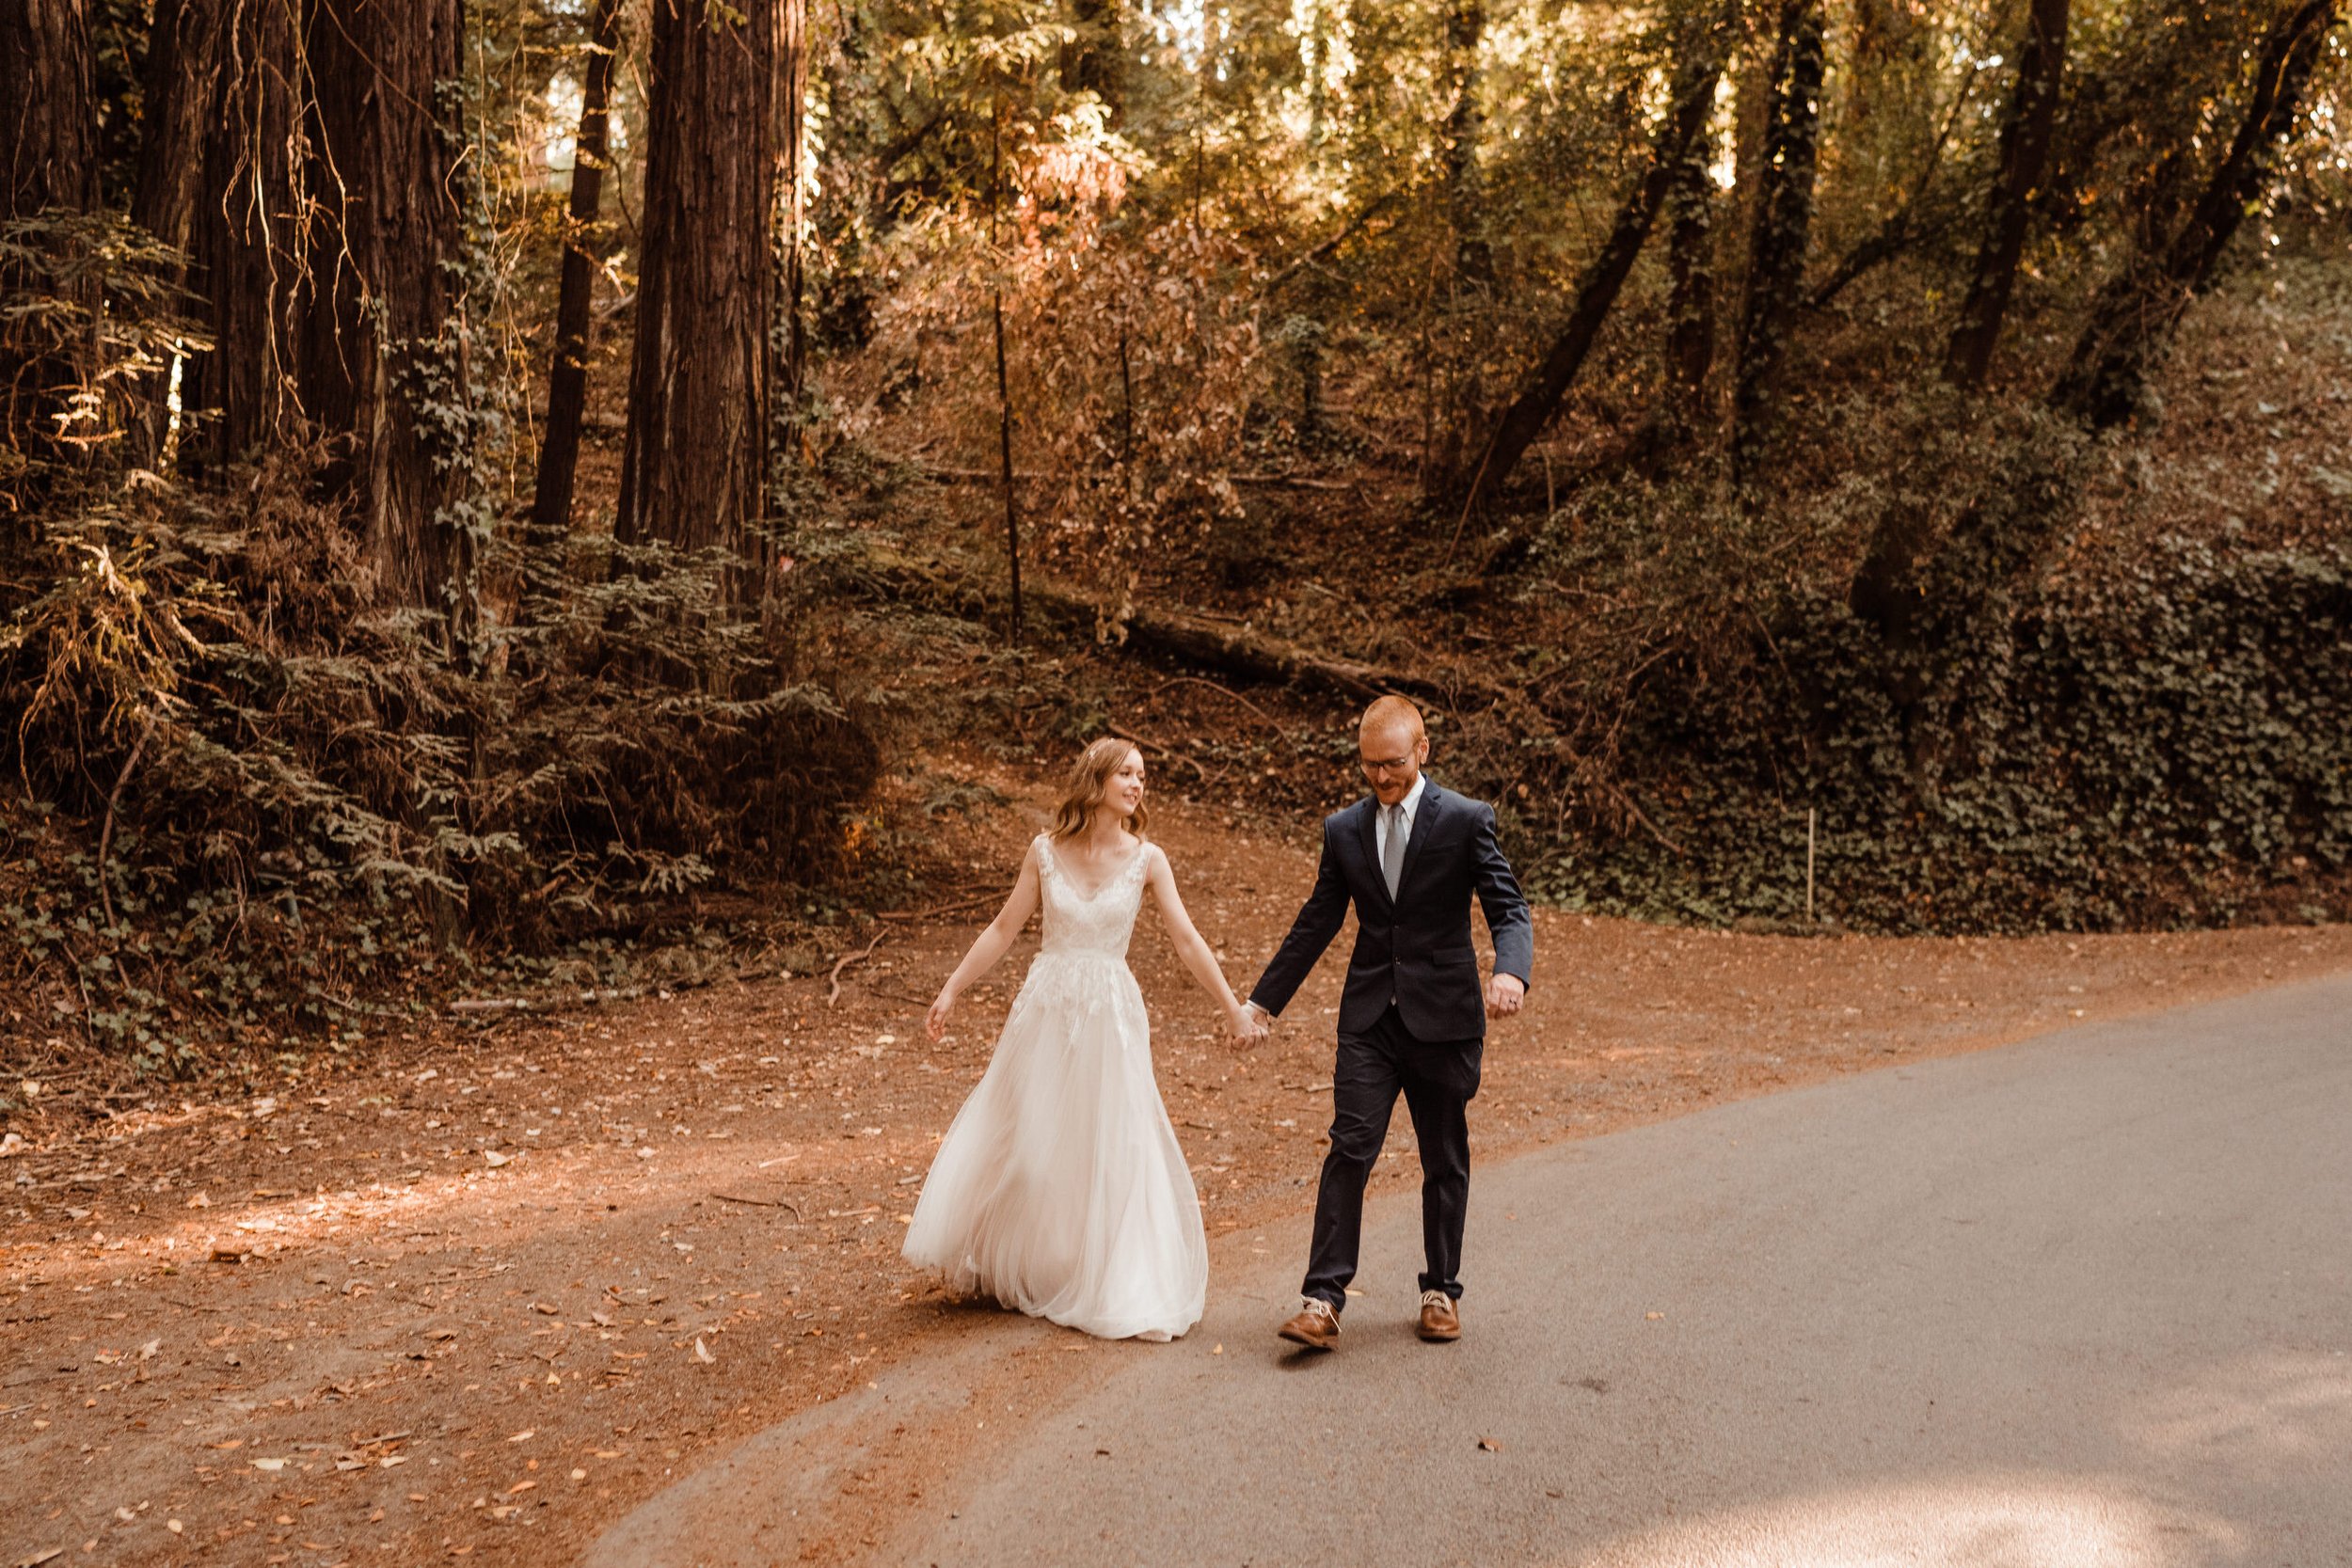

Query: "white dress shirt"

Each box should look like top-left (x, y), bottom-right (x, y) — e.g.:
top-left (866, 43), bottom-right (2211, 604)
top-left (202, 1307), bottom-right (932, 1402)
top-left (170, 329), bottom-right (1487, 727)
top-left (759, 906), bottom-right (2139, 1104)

top-left (1375, 772), bottom-right (1429, 870)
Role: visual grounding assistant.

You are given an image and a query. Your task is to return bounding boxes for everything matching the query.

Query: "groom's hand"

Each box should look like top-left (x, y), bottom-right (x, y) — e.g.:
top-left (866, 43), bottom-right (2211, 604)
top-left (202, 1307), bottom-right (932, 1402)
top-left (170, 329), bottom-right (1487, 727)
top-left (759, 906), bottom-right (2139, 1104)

top-left (1486, 973), bottom-right (1526, 1017)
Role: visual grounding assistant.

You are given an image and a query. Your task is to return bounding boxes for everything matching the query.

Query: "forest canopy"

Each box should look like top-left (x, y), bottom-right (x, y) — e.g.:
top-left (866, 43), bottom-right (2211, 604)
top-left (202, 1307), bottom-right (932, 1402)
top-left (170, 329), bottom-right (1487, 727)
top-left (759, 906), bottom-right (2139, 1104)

top-left (3, 0), bottom-right (2348, 1068)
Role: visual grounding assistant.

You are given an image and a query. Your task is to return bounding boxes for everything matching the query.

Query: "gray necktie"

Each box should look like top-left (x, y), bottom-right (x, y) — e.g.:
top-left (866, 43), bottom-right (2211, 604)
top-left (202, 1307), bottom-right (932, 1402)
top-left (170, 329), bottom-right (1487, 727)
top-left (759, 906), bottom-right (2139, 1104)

top-left (1382, 802), bottom-right (1406, 900)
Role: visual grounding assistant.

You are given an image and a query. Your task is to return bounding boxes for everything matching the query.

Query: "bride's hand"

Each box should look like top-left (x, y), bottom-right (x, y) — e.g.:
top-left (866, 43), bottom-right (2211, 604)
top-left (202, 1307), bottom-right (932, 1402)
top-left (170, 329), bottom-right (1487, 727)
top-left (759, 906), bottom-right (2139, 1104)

top-left (927, 986), bottom-right (958, 1041)
top-left (1227, 1000), bottom-right (1266, 1044)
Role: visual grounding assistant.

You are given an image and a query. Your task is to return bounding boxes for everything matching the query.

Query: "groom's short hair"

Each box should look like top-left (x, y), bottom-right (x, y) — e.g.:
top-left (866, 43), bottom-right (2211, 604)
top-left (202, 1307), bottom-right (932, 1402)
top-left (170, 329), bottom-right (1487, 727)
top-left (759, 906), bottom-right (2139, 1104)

top-left (1360, 694), bottom-right (1425, 742)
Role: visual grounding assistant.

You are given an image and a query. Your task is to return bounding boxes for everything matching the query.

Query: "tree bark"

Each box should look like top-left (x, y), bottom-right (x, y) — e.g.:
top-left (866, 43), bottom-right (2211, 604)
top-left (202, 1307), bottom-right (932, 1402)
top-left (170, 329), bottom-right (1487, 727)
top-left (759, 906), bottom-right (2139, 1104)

top-left (2048, 0), bottom-right (2340, 431)
top-left (529, 0), bottom-right (622, 545)
top-left (1943, 0), bottom-right (2069, 389)
top-left (182, 0), bottom-right (301, 467)
top-left (1, 0), bottom-right (100, 456)
top-left (616, 0), bottom-right (777, 571)
top-left (1661, 111), bottom-right (1719, 435)
top-left (1730, 0), bottom-right (1825, 483)
top-left (1441, 0), bottom-right (1491, 286)
top-left (295, 0), bottom-right (471, 610)
top-left (777, 0), bottom-right (810, 468)
top-left (129, 0), bottom-right (217, 261)
top-left (1455, 14), bottom-right (1730, 520)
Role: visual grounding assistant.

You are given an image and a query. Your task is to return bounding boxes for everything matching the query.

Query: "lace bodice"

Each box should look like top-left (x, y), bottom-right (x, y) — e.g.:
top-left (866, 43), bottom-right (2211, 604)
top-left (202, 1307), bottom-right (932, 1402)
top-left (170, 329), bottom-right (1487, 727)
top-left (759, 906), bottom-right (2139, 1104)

top-left (1034, 832), bottom-right (1148, 959)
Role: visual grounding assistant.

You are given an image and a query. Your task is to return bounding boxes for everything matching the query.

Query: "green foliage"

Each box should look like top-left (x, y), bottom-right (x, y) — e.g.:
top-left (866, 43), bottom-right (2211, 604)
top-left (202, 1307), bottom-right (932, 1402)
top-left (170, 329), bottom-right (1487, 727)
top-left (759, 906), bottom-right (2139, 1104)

top-left (1529, 538), bottom-right (2352, 933)
top-left (1, 457), bottom-right (881, 1071)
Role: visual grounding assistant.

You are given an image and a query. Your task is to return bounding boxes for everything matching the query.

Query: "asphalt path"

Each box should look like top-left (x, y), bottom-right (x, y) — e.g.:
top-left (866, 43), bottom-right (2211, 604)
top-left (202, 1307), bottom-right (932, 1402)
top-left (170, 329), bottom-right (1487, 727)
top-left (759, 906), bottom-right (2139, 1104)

top-left (904, 974), bottom-right (2352, 1568)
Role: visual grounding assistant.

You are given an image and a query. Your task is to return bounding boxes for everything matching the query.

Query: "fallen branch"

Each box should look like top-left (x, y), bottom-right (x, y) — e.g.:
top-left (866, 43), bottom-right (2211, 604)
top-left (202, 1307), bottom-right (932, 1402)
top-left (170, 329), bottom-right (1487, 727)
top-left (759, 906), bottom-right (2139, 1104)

top-left (95, 718), bottom-right (154, 931)
top-left (710, 1193), bottom-right (803, 1218)
top-left (878, 891), bottom-right (1003, 923)
top-left (826, 931), bottom-right (886, 1006)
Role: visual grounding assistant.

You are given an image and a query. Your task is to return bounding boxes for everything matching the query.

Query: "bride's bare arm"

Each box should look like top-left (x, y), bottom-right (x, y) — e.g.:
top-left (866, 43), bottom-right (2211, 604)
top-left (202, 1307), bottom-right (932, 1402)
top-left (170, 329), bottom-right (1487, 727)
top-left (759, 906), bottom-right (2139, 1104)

top-left (1144, 845), bottom-right (1263, 1041)
top-left (926, 841), bottom-right (1043, 1039)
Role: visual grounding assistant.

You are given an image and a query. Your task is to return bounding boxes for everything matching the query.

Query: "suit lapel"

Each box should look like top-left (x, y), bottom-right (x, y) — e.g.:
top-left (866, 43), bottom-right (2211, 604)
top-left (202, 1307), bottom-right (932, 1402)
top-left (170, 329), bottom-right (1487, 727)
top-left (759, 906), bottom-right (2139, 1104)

top-left (1354, 797), bottom-right (1392, 913)
top-left (1397, 782), bottom-right (1442, 904)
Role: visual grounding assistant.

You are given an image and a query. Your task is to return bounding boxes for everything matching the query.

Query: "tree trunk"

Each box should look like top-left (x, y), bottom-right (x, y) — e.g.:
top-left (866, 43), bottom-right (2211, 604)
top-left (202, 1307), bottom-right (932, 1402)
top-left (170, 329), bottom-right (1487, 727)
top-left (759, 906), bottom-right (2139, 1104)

top-left (777, 0), bottom-right (810, 471)
top-left (129, 0), bottom-right (216, 261)
top-left (2049, 0), bottom-right (2340, 431)
top-left (182, 0), bottom-right (301, 467)
top-left (529, 0), bottom-right (622, 546)
top-left (0, 0), bottom-right (100, 457)
top-left (1730, 0), bottom-right (1825, 483)
top-left (1854, 0), bottom-right (2341, 658)
top-left (295, 0), bottom-right (471, 611)
top-left (1064, 0), bottom-right (1121, 116)
top-left (1943, 0), bottom-right (2069, 389)
top-left (1455, 14), bottom-right (1729, 520)
top-left (616, 0), bottom-right (776, 575)
top-left (1661, 111), bottom-right (1719, 436)
top-left (1441, 0), bottom-right (1490, 286)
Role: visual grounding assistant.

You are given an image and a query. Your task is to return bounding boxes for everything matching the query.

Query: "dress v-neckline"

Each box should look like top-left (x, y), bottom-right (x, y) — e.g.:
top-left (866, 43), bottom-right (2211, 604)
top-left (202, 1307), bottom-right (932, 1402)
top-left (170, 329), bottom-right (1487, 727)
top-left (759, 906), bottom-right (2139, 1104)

top-left (1048, 835), bottom-right (1142, 902)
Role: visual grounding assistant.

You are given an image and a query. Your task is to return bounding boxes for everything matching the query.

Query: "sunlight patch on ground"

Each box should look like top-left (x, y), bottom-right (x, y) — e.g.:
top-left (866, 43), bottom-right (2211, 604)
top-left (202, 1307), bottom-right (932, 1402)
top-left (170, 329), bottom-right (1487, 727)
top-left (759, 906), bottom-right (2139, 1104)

top-left (2122, 1352), bottom-right (2352, 1462)
top-left (1579, 1479), bottom-right (2241, 1568)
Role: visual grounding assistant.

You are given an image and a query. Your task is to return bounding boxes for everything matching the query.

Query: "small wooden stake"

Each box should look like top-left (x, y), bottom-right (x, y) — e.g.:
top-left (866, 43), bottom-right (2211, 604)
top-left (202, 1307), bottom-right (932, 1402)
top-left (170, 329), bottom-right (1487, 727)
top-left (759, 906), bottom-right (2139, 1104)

top-left (1806, 808), bottom-right (1817, 924)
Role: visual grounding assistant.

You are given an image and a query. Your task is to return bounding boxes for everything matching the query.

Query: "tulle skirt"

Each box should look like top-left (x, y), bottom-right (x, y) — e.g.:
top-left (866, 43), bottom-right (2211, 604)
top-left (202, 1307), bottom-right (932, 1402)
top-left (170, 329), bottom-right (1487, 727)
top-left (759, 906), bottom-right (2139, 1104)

top-left (903, 949), bottom-right (1207, 1341)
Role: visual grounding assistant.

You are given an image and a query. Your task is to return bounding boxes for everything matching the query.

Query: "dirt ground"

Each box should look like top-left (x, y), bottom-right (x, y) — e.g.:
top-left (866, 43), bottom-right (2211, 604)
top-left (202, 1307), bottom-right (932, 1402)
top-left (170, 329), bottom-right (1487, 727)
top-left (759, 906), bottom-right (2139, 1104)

top-left (6, 768), bottom-right (2348, 1567)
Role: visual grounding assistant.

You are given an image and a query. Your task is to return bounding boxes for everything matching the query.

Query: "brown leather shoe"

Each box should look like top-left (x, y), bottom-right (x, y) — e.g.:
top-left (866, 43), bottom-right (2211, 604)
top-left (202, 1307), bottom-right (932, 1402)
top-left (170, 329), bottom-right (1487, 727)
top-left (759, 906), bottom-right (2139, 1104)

top-left (1277, 1297), bottom-right (1341, 1352)
top-left (1417, 1290), bottom-right (1461, 1342)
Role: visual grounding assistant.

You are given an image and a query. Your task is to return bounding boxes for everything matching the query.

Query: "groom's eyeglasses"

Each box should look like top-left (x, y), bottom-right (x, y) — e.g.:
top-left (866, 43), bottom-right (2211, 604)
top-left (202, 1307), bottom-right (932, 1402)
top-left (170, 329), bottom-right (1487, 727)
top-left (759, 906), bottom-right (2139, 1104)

top-left (1359, 755), bottom-right (1414, 776)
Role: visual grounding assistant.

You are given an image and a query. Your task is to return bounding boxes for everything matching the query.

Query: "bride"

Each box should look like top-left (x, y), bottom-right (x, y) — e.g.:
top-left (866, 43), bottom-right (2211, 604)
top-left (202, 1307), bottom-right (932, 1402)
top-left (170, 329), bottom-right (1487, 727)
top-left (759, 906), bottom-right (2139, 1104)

top-left (904, 736), bottom-right (1263, 1341)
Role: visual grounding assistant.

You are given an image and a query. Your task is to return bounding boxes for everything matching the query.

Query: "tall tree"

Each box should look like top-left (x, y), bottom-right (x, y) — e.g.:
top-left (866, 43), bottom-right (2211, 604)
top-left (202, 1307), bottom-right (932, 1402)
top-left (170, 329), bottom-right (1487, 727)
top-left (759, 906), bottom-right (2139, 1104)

top-left (615, 0), bottom-right (778, 570)
top-left (1854, 0), bottom-right (2343, 655)
top-left (1730, 0), bottom-right (1824, 481)
top-left (129, 0), bottom-right (216, 264)
top-left (1441, 0), bottom-right (1491, 286)
top-left (1456, 13), bottom-right (1732, 519)
top-left (530, 0), bottom-right (623, 544)
top-left (294, 0), bottom-right (472, 612)
top-left (2048, 0), bottom-right (2341, 429)
top-left (1943, 0), bottom-right (2070, 389)
top-left (1, 0), bottom-right (100, 456)
top-left (1661, 108), bottom-right (1720, 437)
top-left (181, 0), bottom-right (300, 467)
top-left (778, 0), bottom-right (811, 466)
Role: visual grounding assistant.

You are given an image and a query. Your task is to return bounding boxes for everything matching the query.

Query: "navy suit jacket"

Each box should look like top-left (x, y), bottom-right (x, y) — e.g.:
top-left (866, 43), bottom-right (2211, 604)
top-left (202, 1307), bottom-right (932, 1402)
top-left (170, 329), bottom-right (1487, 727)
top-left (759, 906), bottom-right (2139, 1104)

top-left (1248, 781), bottom-right (1534, 1042)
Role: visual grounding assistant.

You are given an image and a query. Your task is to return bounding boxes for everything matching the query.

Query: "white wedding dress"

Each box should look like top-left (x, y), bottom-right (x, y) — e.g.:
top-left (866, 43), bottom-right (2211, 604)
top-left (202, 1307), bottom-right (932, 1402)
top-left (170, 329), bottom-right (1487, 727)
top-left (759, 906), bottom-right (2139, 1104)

top-left (902, 833), bottom-right (1207, 1341)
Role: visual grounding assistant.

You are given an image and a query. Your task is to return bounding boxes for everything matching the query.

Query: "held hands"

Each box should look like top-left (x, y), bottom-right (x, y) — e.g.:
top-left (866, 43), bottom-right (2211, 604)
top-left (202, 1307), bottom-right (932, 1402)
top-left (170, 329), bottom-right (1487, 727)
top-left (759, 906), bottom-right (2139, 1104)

top-left (1229, 1000), bottom-right (1270, 1045)
top-left (1486, 972), bottom-right (1526, 1018)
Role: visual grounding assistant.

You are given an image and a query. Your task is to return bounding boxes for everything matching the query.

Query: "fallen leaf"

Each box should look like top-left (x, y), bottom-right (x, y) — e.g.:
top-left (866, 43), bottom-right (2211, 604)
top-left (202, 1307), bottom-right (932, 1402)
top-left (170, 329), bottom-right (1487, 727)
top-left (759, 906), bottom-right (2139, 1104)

top-left (568, 1468), bottom-right (587, 1481)
top-left (693, 1338), bottom-right (715, 1364)
top-left (530, 1302), bottom-right (558, 1315)
top-left (507, 1481), bottom-right (536, 1495)
top-left (184, 1192), bottom-right (210, 1209)
top-left (505, 1431), bottom-right (535, 1443)
top-left (1477, 1437), bottom-right (1502, 1453)
top-left (1645, 1311), bottom-right (1664, 1322)
top-left (167, 1520), bottom-right (183, 1534)
top-left (136, 1338), bottom-right (160, 1361)
top-left (484, 1150), bottom-right (512, 1168)
top-left (252, 1457), bottom-right (287, 1472)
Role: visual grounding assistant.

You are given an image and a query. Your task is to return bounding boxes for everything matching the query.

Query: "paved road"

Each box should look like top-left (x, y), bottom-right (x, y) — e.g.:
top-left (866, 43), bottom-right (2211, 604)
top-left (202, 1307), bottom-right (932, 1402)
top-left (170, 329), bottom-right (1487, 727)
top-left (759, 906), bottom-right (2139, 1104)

top-left (907, 974), bottom-right (2352, 1568)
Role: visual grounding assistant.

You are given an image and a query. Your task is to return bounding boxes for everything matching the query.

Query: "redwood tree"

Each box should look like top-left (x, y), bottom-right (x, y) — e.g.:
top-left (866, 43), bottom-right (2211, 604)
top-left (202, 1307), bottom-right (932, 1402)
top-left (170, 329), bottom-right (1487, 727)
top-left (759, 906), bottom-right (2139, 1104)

top-left (1, 0), bottom-right (99, 455)
top-left (295, 0), bottom-right (472, 611)
top-left (616, 0), bottom-right (779, 573)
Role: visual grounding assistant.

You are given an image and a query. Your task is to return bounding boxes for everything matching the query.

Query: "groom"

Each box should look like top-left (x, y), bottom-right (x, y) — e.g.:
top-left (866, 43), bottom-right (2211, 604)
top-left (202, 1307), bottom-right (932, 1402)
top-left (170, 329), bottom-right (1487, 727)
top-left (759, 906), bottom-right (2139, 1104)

top-left (1246, 696), bottom-right (1533, 1351)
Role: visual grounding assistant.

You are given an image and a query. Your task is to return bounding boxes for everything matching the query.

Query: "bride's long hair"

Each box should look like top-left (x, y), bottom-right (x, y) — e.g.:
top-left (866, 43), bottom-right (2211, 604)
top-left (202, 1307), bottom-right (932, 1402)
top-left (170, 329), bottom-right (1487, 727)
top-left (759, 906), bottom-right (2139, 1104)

top-left (1050, 736), bottom-right (1150, 842)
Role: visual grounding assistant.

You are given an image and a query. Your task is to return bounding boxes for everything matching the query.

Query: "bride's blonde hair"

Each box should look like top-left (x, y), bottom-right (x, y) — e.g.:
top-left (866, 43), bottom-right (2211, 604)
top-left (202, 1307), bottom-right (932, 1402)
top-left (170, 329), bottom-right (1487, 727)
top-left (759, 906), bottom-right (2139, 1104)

top-left (1050, 736), bottom-right (1150, 841)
